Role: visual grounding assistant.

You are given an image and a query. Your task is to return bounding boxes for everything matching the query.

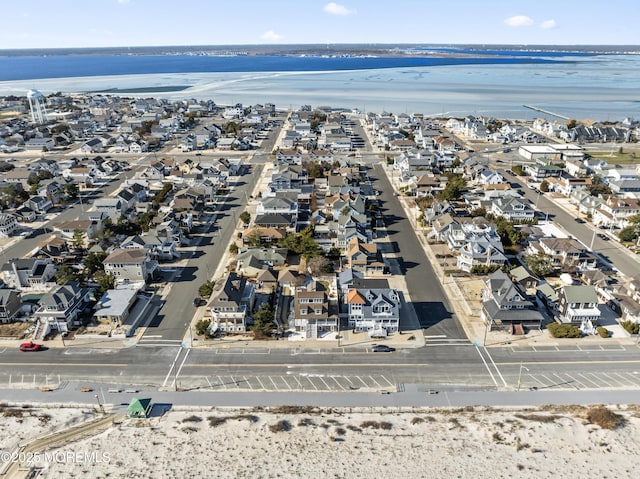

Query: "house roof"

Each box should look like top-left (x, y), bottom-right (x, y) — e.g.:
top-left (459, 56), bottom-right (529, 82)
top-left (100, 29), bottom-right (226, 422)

top-left (561, 285), bottom-right (599, 304)
top-left (347, 289), bottom-right (366, 304)
top-left (104, 248), bottom-right (147, 264)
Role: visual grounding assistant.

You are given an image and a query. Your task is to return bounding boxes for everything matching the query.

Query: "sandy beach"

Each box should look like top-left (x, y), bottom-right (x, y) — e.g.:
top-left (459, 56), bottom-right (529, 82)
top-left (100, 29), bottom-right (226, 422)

top-left (2, 404), bottom-right (640, 478)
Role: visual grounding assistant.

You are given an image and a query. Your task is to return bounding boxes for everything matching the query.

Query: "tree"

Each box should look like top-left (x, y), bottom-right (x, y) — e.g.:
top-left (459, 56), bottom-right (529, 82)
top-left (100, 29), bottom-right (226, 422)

top-left (63, 182), bottom-right (79, 201)
top-left (470, 206), bottom-right (486, 217)
top-left (251, 304), bottom-right (276, 337)
top-left (618, 226), bottom-right (638, 243)
top-left (566, 119), bottom-right (578, 129)
top-left (539, 180), bottom-right (549, 193)
top-left (437, 175), bottom-right (466, 201)
top-left (239, 211), bottom-right (251, 225)
top-left (278, 225), bottom-right (323, 259)
top-left (83, 251), bottom-right (107, 277)
top-left (95, 272), bottom-right (116, 295)
top-left (198, 280), bottom-right (215, 299)
top-left (524, 252), bottom-right (553, 277)
top-left (229, 243), bottom-right (239, 255)
top-left (195, 319), bottom-right (212, 337)
top-left (511, 165), bottom-right (524, 176)
top-left (71, 229), bottom-right (86, 251)
top-left (55, 266), bottom-right (79, 285)
top-left (307, 255), bottom-right (332, 276)
top-left (587, 175), bottom-right (612, 197)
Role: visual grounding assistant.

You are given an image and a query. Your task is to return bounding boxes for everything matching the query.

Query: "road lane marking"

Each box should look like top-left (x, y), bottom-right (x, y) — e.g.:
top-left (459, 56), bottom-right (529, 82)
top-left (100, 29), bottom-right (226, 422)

top-left (162, 347), bottom-right (183, 388)
top-left (183, 363), bottom-right (430, 367)
top-left (0, 363), bottom-right (128, 367)
top-left (474, 346), bottom-right (498, 387)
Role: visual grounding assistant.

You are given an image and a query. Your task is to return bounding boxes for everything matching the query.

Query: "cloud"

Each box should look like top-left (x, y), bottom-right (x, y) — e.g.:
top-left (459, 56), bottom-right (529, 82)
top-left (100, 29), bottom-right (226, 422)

top-left (540, 19), bottom-right (557, 30)
top-left (261, 30), bottom-right (282, 41)
top-left (323, 2), bottom-right (355, 16)
top-left (504, 15), bottom-right (534, 27)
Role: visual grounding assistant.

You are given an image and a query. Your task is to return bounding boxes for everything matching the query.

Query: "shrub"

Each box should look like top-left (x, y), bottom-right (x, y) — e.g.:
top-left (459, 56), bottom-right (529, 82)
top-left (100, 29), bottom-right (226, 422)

top-left (621, 321), bottom-right (639, 335)
top-left (547, 323), bottom-right (582, 338)
top-left (183, 415), bottom-right (202, 423)
top-left (586, 406), bottom-right (624, 430)
top-left (269, 420), bottom-right (291, 433)
top-left (596, 327), bottom-right (610, 338)
top-left (208, 416), bottom-right (227, 427)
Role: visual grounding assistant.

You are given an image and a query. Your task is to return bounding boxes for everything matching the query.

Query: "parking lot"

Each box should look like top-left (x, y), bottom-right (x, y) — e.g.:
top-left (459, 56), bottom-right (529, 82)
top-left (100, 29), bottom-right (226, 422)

top-left (199, 373), bottom-right (396, 392)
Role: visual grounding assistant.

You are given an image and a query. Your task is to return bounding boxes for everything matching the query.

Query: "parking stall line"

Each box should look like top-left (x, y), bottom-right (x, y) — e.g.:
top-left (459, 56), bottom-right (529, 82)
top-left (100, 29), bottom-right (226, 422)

top-left (217, 376), bottom-right (227, 390)
top-left (335, 377), bottom-right (348, 391)
top-left (379, 375), bottom-right (394, 387)
top-left (314, 376), bottom-right (327, 390)
top-left (538, 374), bottom-right (561, 388)
top-left (601, 372), bottom-right (626, 387)
top-left (585, 372), bottom-right (615, 387)
top-left (356, 376), bottom-right (370, 387)
top-left (576, 373), bottom-right (601, 388)
top-left (281, 376), bottom-right (293, 390)
top-left (562, 373), bottom-right (587, 389)
top-left (291, 375), bottom-right (303, 390)
top-left (243, 376), bottom-right (253, 390)
top-left (621, 372), bottom-right (640, 386)
top-left (528, 374), bottom-right (547, 387)
top-left (268, 376), bottom-right (278, 390)
top-left (256, 376), bottom-right (266, 390)
top-left (369, 376), bottom-right (383, 388)
top-left (306, 376), bottom-right (318, 390)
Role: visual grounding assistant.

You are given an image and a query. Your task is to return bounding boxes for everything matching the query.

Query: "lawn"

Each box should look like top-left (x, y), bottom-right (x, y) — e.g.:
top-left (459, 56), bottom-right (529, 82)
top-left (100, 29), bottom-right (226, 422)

top-left (587, 150), bottom-right (640, 165)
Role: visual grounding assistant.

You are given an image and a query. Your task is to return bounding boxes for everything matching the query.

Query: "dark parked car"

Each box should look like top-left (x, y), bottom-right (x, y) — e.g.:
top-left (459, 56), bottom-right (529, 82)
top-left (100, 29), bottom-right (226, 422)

top-left (372, 344), bottom-right (396, 353)
top-left (575, 218), bottom-right (585, 223)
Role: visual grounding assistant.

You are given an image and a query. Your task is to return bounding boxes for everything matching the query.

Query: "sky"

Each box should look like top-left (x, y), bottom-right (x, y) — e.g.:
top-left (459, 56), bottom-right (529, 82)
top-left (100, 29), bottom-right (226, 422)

top-left (1, 0), bottom-right (638, 49)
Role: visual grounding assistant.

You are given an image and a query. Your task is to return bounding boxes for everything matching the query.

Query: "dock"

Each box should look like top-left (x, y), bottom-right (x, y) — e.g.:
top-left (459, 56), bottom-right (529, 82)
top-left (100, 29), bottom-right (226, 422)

top-left (522, 104), bottom-right (570, 120)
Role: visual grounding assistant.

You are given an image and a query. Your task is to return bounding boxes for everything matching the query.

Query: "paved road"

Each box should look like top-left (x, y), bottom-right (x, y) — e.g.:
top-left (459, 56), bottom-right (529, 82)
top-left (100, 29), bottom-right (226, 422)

top-left (507, 172), bottom-right (640, 277)
top-left (370, 163), bottom-right (467, 340)
top-left (139, 164), bottom-right (264, 343)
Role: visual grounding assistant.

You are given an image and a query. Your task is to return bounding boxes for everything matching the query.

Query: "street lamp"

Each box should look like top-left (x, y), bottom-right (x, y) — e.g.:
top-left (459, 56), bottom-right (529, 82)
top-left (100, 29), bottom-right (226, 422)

top-left (517, 362), bottom-right (529, 392)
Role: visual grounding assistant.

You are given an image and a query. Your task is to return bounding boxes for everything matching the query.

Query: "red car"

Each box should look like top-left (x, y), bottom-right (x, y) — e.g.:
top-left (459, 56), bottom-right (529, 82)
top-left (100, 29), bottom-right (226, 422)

top-left (19, 342), bottom-right (42, 352)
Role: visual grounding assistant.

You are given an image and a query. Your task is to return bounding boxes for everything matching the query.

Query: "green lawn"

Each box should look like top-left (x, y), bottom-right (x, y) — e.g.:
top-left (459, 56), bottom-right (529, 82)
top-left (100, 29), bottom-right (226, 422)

top-left (587, 151), bottom-right (640, 165)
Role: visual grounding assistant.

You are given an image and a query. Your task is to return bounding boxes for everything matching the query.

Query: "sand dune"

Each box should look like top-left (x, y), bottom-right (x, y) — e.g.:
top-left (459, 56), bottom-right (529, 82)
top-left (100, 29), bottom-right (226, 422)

top-left (4, 404), bottom-right (639, 478)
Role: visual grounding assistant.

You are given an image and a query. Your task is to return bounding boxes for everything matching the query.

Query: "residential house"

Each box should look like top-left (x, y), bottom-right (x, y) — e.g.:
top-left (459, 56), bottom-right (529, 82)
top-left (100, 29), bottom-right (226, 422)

top-left (0, 214), bottom-right (18, 238)
top-left (481, 270), bottom-right (544, 331)
top-left (346, 287), bottom-right (401, 335)
top-left (291, 282), bottom-right (336, 338)
top-left (556, 285), bottom-right (601, 327)
top-left (103, 248), bottom-right (158, 283)
top-left (208, 272), bottom-right (255, 333)
top-left (530, 237), bottom-right (598, 272)
top-left (33, 281), bottom-right (90, 338)
top-left (1, 258), bottom-right (57, 291)
top-left (346, 237), bottom-right (385, 276)
top-left (490, 197), bottom-right (535, 222)
top-left (593, 196), bottom-right (640, 229)
top-left (93, 288), bottom-right (139, 330)
top-left (509, 265), bottom-right (540, 292)
top-left (0, 289), bottom-right (22, 323)
top-left (236, 248), bottom-right (288, 277)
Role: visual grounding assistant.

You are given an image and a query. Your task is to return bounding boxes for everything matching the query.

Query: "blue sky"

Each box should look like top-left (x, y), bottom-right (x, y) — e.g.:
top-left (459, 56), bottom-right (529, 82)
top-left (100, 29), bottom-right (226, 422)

top-left (1, 0), bottom-right (638, 49)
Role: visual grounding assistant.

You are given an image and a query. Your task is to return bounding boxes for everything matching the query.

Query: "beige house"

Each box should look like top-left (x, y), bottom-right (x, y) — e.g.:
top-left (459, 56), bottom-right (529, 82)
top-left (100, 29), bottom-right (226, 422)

top-left (103, 248), bottom-right (158, 282)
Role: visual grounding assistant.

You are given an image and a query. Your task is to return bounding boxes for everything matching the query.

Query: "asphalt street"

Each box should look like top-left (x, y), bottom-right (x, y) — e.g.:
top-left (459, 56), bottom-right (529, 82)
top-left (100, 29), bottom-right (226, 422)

top-left (370, 163), bottom-right (467, 340)
top-left (506, 172), bottom-right (640, 277)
